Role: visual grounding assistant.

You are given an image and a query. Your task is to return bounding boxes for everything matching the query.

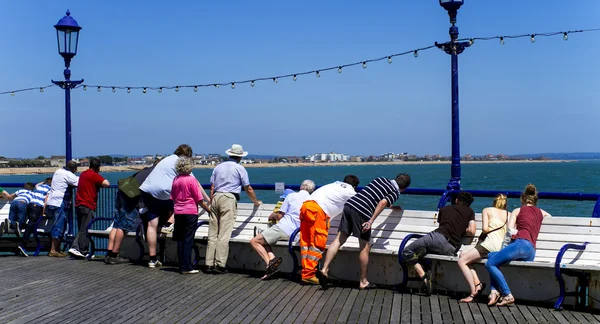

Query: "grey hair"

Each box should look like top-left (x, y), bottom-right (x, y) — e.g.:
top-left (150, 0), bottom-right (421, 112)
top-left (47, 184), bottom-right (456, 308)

top-left (175, 157), bottom-right (193, 175)
top-left (300, 179), bottom-right (316, 194)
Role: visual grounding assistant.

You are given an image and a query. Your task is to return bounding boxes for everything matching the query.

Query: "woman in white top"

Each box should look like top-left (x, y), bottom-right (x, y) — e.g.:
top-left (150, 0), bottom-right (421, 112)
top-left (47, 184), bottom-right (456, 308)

top-left (458, 194), bottom-right (509, 303)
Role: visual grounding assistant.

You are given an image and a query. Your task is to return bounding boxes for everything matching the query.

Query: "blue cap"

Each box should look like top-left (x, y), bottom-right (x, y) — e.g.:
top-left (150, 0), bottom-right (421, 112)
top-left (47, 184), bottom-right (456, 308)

top-left (280, 189), bottom-right (295, 199)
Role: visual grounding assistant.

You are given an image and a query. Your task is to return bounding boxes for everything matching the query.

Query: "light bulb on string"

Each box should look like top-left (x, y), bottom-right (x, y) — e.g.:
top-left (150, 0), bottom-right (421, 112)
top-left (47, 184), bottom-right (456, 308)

top-left (316, 71), bottom-right (320, 78)
top-left (530, 35), bottom-right (535, 43)
top-left (500, 37), bottom-right (505, 45)
top-left (112, 87), bottom-right (116, 93)
top-left (175, 86), bottom-right (180, 92)
top-left (11, 91), bottom-right (15, 96)
top-left (231, 82), bottom-right (235, 89)
top-left (563, 32), bottom-right (568, 41)
top-left (194, 86), bottom-right (198, 92)
top-left (413, 50), bottom-right (418, 58)
top-left (83, 85), bottom-right (87, 91)
top-left (362, 62), bottom-right (367, 69)
top-left (158, 87), bottom-right (163, 93)
top-left (251, 80), bottom-right (255, 87)
top-left (127, 88), bottom-right (131, 93)
top-left (40, 87), bottom-right (44, 92)
top-left (469, 38), bottom-right (474, 46)
top-left (97, 86), bottom-right (101, 92)
top-left (143, 88), bottom-right (147, 94)
top-left (273, 77), bottom-right (278, 84)
top-left (338, 67), bottom-right (342, 74)
top-left (214, 84), bottom-right (220, 89)
top-left (293, 74), bottom-right (297, 81)
top-left (387, 56), bottom-right (392, 64)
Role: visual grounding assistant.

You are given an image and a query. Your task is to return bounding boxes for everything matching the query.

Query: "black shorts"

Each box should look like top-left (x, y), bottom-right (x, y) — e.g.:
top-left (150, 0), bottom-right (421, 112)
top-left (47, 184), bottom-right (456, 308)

top-left (339, 206), bottom-right (371, 241)
top-left (140, 191), bottom-right (173, 225)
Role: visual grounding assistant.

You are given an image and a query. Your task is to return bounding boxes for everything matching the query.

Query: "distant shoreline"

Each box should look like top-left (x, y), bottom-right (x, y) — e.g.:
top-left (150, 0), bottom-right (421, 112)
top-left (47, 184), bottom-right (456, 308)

top-left (0, 160), bottom-right (577, 175)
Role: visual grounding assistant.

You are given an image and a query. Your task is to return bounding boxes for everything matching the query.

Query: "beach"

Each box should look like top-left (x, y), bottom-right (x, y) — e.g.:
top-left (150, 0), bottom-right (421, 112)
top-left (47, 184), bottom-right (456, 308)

top-left (0, 160), bottom-right (576, 175)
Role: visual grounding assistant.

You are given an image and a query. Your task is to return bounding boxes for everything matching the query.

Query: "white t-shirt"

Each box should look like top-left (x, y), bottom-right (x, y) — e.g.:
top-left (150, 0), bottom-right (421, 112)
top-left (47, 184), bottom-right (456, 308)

top-left (47, 168), bottom-right (79, 207)
top-left (310, 181), bottom-right (356, 218)
top-left (276, 190), bottom-right (311, 236)
top-left (139, 154), bottom-right (195, 200)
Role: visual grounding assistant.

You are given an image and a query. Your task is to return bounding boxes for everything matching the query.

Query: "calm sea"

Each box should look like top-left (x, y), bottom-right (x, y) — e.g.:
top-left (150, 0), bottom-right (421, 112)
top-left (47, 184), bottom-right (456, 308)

top-left (1, 161), bottom-right (599, 217)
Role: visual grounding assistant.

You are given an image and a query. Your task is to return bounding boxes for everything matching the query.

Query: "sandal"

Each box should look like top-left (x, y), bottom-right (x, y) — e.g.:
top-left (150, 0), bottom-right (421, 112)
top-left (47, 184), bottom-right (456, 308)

top-left (497, 295), bottom-right (515, 306)
top-left (359, 283), bottom-right (376, 290)
top-left (488, 291), bottom-right (501, 306)
top-left (268, 257), bottom-right (282, 268)
top-left (316, 270), bottom-right (329, 291)
top-left (261, 257), bottom-right (283, 280)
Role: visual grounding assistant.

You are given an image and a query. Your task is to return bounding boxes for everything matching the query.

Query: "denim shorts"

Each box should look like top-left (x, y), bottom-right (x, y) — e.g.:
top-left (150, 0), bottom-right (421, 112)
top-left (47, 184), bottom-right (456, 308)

top-left (114, 208), bottom-right (138, 233)
top-left (46, 204), bottom-right (67, 239)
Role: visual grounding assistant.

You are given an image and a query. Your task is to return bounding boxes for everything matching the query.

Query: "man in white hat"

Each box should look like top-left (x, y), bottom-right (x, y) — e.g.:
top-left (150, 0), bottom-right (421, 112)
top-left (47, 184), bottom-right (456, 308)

top-left (206, 144), bottom-right (262, 274)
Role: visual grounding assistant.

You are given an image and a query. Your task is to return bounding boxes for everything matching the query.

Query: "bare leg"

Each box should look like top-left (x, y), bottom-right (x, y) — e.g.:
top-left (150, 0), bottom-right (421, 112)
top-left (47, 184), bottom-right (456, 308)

top-left (413, 263), bottom-right (426, 279)
top-left (321, 231), bottom-right (348, 277)
top-left (107, 228), bottom-right (117, 251)
top-left (358, 239), bottom-right (371, 288)
top-left (50, 238), bottom-right (60, 253)
top-left (112, 230), bottom-right (125, 253)
top-left (250, 234), bottom-right (273, 267)
top-left (147, 218), bottom-right (159, 257)
top-left (458, 248), bottom-right (483, 297)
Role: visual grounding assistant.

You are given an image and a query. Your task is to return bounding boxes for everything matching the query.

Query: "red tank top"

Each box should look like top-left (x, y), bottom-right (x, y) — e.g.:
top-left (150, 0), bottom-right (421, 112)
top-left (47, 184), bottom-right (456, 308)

top-left (515, 206), bottom-right (544, 247)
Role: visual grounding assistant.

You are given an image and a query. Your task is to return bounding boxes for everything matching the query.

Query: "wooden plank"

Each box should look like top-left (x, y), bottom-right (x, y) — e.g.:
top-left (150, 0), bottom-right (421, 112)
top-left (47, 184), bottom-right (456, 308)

top-left (497, 305), bottom-right (516, 322)
top-left (515, 304), bottom-right (538, 323)
top-left (547, 309), bottom-right (572, 324)
top-left (245, 279), bottom-right (302, 322)
top-left (335, 288), bottom-right (359, 324)
top-left (346, 289), bottom-right (368, 323)
top-left (421, 295), bottom-right (432, 324)
top-left (241, 280), bottom-right (297, 324)
top-left (301, 286), bottom-right (333, 324)
top-left (533, 306), bottom-right (560, 324)
top-left (475, 302), bottom-right (497, 324)
top-left (447, 297), bottom-right (465, 324)
top-left (357, 289), bottom-right (377, 323)
top-left (270, 285), bottom-right (312, 324)
top-left (367, 289), bottom-right (384, 324)
top-left (325, 288), bottom-right (352, 323)
top-left (228, 278), bottom-right (287, 323)
top-left (315, 287), bottom-right (342, 324)
top-left (411, 294), bottom-right (421, 324)
top-left (557, 309), bottom-right (581, 323)
top-left (468, 303), bottom-right (485, 323)
top-left (569, 309), bottom-right (592, 324)
top-left (487, 303), bottom-right (507, 324)
top-left (390, 293), bottom-right (403, 324)
top-left (506, 304), bottom-right (527, 323)
top-left (438, 295), bottom-right (454, 323)
top-left (378, 290), bottom-right (393, 324)
top-left (293, 286), bottom-right (331, 324)
top-left (211, 279), bottom-right (274, 324)
top-left (428, 294), bottom-right (442, 324)
top-left (458, 301), bottom-right (474, 323)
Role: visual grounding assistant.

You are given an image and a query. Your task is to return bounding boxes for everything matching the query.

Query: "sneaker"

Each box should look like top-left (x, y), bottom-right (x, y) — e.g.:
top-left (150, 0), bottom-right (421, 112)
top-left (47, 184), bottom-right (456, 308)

top-left (104, 256), bottom-right (112, 264)
top-left (202, 266), bottom-right (214, 274)
top-left (160, 224), bottom-right (174, 235)
top-left (301, 277), bottom-right (320, 285)
top-left (148, 260), bottom-right (163, 268)
top-left (49, 251), bottom-right (67, 258)
top-left (17, 245), bottom-right (28, 257)
top-left (182, 270), bottom-right (200, 274)
top-left (68, 248), bottom-right (85, 259)
top-left (111, 256), bottom-right (130, 264)
top-left (212, 266), bottom-right (228, 274)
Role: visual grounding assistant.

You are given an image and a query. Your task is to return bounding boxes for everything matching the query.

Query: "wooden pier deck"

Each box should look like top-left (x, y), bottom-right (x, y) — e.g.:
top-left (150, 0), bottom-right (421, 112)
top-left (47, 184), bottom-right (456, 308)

top-left (0, 256), bottom-right (598, 323)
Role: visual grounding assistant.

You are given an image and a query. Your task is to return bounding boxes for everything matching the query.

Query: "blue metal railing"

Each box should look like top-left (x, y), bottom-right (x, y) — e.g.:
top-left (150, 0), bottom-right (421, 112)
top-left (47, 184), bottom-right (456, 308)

top-left (2, 182), bottom-right (600, 255)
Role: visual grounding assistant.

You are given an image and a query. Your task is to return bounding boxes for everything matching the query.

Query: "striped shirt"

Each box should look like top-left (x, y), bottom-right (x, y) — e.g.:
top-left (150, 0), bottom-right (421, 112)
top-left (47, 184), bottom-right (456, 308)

top-left (345, 177), bottom-right (400, 219)
top-left (12, 189), bottom-right (33, 204)
top-left (29, 184), bottom-right (51, 207)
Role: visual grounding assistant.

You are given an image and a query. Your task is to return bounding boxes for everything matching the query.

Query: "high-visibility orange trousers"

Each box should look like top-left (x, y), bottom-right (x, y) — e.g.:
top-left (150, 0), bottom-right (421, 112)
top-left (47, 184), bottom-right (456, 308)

top-left (299, 200), bottom-right (330, 280)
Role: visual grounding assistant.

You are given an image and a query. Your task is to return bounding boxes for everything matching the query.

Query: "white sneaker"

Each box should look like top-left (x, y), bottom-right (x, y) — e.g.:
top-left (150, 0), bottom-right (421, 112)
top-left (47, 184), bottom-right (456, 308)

top-left (160, 224), bottom-right (174, 234)
top-left (68, 248), bottom-right (85, 259)
top-left (148, 260), bottom-right (163, 268)
top-left (182, 270), bottom-right (199, 274)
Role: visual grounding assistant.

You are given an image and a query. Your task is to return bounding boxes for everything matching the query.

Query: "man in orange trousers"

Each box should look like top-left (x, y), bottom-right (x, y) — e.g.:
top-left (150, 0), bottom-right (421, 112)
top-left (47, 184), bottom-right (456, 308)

top-left (299, 175), bottom-right (359, 284)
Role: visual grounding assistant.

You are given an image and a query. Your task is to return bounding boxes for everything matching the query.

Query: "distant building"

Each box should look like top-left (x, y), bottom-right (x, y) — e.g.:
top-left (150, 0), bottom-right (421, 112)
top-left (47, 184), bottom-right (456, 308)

top-left (50, 155), bottom-right (66, 167)
top-left (350, 156), bottom-right (363, 162)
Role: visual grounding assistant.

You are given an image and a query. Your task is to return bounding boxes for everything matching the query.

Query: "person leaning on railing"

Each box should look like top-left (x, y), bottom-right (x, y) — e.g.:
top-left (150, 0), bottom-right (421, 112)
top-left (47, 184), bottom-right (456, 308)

top-left (46, 160), bottom-right (79, 258)
top-left (206, 144), bottom-right (262, 275)
top-left (485, 184), bottom-right (552, 306)
top-left (458, 194), bottom-right (509, 303)
top-left (17, 178), bottom-right (52, 257)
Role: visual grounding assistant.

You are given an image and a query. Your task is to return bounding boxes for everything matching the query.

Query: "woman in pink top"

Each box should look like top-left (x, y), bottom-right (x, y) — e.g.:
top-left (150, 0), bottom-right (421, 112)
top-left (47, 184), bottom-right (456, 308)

top-left (171, 157), bottom-right (210, 274)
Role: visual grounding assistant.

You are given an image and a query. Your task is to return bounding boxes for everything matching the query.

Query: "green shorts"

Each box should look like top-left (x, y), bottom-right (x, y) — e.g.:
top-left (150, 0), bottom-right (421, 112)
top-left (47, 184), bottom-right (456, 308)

top-left (260, 225), bottom-right (290, 245)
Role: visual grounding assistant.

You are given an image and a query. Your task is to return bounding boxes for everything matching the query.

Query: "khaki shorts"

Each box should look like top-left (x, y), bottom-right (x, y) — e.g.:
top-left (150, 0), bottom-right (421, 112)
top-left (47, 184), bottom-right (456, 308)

top-left (260, 225), bottom-right (290, 245)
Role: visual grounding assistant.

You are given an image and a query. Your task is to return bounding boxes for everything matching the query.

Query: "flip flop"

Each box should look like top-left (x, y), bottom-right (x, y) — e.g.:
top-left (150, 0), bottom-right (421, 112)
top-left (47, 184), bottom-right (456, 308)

top-left (488, 291), bottom-right (501, 306)
top-left (497, 295), bottom-right (515, 306)
top-left (316, 270), bottom-right (329, 290)
top-left (359, 283), bottom-right (376, 290)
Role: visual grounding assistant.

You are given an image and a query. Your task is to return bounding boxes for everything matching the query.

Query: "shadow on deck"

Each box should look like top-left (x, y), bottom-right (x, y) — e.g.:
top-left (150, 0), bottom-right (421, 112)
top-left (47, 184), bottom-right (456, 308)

top-left (0, 256), bottom-right (598, 324)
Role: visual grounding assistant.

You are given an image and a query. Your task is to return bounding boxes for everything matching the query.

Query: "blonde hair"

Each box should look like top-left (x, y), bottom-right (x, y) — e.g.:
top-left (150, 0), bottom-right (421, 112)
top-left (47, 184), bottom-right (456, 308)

top-left (520, 184), bottom-right (538, 206)
top-left (492, 193), bottom-right (507, 210)
top-left (175, 157), bottom-right (193, 175)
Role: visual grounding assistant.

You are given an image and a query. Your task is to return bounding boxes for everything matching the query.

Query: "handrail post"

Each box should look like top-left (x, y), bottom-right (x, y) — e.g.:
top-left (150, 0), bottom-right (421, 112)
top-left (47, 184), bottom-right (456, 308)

top-left (593, 198), bottom-right (600, 218)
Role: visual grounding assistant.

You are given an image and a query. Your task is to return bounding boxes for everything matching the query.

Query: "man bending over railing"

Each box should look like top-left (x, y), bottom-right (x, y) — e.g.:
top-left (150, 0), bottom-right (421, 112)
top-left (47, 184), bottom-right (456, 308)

top-left (401, 192), bottom-right (476, 295)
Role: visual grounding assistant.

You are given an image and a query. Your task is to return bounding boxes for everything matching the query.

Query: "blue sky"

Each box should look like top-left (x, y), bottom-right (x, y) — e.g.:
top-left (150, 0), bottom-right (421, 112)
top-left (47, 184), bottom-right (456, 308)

top-left (1, 1), bottom-right (599, 158)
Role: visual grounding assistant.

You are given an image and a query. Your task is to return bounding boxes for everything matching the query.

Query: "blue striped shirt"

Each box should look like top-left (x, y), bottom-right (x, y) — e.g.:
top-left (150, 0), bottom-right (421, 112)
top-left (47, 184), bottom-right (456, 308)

top-left (29, 184), bottom-right (51, 207)
top-left (12, 189), bottom-right (33, 204)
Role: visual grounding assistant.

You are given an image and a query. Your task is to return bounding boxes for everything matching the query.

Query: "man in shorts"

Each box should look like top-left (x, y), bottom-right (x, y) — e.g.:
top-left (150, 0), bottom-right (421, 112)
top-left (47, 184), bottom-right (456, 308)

top-left (401, 191), bottom-right (476, 295)
top-left (250, 180), bottom-right (315, 279)
top-left (320, 174), bottom-right (411, 290)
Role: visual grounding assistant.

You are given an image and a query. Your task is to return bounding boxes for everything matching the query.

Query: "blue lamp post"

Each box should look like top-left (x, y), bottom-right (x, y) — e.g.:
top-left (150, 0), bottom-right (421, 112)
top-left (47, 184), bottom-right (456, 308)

top-left (51, 10), bottom-right (83, 164)
top-left (436, 0), bottom-right (470, 192)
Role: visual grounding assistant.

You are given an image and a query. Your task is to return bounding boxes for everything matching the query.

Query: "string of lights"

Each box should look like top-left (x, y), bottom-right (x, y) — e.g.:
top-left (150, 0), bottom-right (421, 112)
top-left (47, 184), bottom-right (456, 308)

top-left (3, 28), bottom-right (599, 96)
